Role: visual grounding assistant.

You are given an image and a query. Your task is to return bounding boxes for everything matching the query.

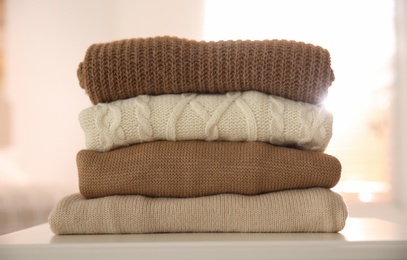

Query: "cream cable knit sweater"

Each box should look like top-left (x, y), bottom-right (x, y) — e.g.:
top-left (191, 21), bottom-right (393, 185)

top-left (79, 91), bottom-right (333, 152)
top-left (48, 188), bottom-right (347, 234)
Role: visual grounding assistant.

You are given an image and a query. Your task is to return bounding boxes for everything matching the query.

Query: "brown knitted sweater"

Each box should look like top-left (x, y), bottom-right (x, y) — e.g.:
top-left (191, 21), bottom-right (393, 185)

top-left (77, 141), bottom-right (341, 199)
top-left (77, 36), bottom-right (335, 104)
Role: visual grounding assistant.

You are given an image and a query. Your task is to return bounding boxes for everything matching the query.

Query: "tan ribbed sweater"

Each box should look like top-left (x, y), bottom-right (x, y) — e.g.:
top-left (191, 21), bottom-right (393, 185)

top-left (48, 188), bottom-right (347, 234)
top-left (79, 91), bottom-right (333, 152)
top-left (77, 36), bottom-right (334, 104)
top-left (77, 141), bottom-right (341, 199)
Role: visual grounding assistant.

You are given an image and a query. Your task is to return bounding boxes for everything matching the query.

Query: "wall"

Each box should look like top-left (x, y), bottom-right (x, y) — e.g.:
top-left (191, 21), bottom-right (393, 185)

top-left (394, 0), bottom-right (407, 210)
top-left (0, 0), bottom-right (204, 190)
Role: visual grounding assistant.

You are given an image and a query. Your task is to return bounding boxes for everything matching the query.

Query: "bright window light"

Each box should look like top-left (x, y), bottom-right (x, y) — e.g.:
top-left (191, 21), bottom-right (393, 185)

top-left (204, 0), bottom-right (395, 203)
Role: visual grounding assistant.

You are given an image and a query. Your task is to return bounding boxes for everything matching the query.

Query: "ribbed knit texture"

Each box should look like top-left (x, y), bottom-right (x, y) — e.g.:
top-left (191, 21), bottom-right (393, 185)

top-left (77, 36), bottom-right (335, 105)
top-left (48, 188), bottom-right (347, 234)
top-left (79, 91), bottom-right (332, 152)
top-left (77, 141), bottom-right (341, 199)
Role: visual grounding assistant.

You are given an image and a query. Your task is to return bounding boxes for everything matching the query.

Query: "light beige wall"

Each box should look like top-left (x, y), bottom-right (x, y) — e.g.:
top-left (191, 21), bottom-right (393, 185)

top-left (0, 0), bottom-right (205, 189)
top-left (115, 0), bottom-right (204, 39)
top-left (394, 0), bottom-right (407, 210)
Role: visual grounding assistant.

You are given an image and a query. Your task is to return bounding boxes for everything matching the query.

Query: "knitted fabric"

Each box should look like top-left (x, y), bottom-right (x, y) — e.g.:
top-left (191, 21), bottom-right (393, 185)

top-left (77, 141), bottom-right (341, 199)
top-left (79, 91), bottom-right (333, 152)
top-left (77, 36), bottom-right (335, 105)
top-left (48, 188), bottom-right (347, 234)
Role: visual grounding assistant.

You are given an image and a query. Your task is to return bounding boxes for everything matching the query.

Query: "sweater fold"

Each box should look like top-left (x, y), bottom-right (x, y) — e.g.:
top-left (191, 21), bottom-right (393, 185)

top-left (77, 36), bottom-right (334, 104)
top-left (49, 188), bottom-right (347, 234)
top-left (79, 91), bottom-right (333, 152)
top-left (77, 141), bottom-right (341, 199)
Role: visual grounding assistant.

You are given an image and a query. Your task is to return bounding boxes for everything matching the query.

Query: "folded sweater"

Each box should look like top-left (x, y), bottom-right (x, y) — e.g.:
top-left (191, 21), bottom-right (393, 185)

top-left (77, 36), bottom-right (335, 105)
top-left (48, 188), bottom-right (347, 234)
top-left (77, 141), bottom-right (341, 199)
top-left (79, 91), bottom-right (332, 152)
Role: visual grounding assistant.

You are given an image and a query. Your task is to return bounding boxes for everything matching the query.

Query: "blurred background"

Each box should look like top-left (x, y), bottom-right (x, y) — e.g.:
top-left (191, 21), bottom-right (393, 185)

top-left (0, 0), bottom-right (406, 234)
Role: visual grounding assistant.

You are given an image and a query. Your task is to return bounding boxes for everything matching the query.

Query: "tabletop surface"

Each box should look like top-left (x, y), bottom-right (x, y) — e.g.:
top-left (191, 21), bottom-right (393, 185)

top-left (1, 218), bottom-right (407, 259)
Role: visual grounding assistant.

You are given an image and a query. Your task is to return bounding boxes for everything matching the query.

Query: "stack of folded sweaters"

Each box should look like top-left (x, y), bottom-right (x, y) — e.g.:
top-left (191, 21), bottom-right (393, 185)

top-left (49, 36), bottom-right (347, 234)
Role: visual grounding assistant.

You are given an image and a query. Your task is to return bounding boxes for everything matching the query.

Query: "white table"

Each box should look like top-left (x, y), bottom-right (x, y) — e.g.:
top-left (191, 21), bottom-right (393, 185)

top-left (1, 218), bottom-right (406, 259)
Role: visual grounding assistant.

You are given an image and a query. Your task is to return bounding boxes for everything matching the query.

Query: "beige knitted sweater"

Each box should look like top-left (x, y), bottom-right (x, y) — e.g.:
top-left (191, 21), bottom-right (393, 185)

top-left (48, 188), bottom-right (347, 234)
top-left (79, 91), bottom-right (332, 152)
top-left (77, 141), bottom-right (341, 198)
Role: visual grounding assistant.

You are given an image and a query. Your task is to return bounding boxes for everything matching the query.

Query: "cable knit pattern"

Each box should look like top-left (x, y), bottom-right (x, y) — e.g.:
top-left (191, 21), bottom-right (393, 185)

top-left (77, 36), bottom-right (335, 105)
top-left (48, 188), bottom-right (348, 234)
top-left (94, 104), bottom-right (127, 149)
top-left (269, 96), bottom-right (286, 145)
top-left (79, 91), bottom-right (333, 152)
top-left (166, 93), bottom-right (197, 141)
top-left (132, 95), bottom-right (153, 141)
